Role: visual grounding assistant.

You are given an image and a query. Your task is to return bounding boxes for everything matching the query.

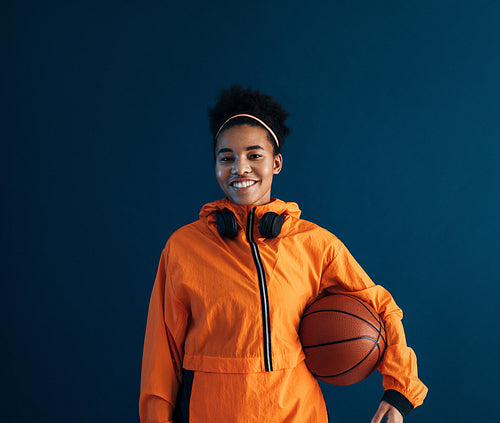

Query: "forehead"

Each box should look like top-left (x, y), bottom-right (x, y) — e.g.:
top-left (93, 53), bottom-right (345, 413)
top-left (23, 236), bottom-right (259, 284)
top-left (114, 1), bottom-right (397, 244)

top-left (216, 124), bottom-right (273, 152)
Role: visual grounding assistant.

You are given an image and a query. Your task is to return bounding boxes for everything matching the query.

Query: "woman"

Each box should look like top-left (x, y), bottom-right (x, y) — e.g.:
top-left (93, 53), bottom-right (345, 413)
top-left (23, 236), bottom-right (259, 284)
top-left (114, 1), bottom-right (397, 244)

top-left (139, 85), bottom-right (427, 422)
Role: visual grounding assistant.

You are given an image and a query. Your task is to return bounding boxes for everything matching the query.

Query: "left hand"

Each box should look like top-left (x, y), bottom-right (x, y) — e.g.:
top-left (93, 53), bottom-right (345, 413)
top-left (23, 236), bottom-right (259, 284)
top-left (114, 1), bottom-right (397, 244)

top-left (370, 400), bottom-right (403, 423)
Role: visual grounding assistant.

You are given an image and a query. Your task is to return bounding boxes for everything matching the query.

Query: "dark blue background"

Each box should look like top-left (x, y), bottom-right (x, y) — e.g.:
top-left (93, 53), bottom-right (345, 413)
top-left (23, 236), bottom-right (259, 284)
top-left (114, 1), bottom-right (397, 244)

top-left (3, 1), bottom-right (499, 421)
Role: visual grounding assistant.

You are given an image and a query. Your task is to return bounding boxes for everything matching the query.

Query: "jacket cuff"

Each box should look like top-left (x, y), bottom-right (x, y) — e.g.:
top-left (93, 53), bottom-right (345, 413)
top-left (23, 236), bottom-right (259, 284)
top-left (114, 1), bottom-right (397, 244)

top-left (381, 390), bottom-right (414, 418)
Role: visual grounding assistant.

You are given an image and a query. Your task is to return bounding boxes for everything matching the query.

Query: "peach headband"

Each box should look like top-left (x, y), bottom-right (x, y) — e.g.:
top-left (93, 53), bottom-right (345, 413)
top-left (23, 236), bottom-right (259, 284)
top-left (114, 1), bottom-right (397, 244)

top-left (215, 114), bottom-right (280, 147)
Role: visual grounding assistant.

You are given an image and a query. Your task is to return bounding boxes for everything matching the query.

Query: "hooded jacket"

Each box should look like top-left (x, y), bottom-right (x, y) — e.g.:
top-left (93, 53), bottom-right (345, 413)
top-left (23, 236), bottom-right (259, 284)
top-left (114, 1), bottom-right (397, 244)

top-left (140, 198), bottom-right (428, 422)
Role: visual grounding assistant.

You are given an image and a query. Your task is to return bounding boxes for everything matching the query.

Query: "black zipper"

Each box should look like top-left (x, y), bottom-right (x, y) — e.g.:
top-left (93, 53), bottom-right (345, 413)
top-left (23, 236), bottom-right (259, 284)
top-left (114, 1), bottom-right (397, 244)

top-left (246, 207), bottom-right (273, 372)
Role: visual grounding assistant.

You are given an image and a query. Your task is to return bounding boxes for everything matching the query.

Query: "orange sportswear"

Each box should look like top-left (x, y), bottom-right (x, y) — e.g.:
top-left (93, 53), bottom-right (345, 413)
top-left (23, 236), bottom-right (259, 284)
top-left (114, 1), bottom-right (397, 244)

top-left (140, 198), bottom-right (428, 422)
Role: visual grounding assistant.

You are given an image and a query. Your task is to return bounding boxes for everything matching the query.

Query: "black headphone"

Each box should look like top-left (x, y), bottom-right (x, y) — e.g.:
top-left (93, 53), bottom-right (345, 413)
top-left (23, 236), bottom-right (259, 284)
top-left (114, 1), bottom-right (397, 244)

top-left (216, 208), bottom-right (285, 239)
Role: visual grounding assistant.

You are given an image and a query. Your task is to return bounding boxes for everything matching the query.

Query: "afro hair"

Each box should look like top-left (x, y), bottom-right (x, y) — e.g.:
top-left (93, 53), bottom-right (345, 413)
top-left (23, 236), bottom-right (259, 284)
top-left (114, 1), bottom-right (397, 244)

top-left (208, 84), bottom-right (290, 157)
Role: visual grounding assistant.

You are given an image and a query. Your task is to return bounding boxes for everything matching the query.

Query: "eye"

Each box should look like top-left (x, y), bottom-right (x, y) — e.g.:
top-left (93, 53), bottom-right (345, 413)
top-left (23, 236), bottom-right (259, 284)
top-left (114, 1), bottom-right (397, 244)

top-left (219, 156), bottom-right (234, 162)
top-left (249, 153), bottom-right (262, 159)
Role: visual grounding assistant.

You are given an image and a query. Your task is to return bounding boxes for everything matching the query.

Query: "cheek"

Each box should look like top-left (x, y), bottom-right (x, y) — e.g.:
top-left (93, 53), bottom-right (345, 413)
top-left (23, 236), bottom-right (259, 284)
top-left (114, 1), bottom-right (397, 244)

top-left (215, 167), bottom-right (226, 182)
top-left (260, 161), bottom-right (275, 179)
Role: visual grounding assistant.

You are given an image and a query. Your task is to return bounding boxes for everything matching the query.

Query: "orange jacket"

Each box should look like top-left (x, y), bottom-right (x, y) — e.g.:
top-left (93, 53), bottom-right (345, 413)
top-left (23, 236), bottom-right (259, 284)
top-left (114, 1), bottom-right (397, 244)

top-left (140, 198), bottom-right (428, 422)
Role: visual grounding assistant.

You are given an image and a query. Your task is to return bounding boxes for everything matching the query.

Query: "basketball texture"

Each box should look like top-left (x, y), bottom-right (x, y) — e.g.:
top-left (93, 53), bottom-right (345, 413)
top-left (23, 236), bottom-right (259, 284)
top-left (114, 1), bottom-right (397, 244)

top-left (299, 293), bottom-right (386, 385)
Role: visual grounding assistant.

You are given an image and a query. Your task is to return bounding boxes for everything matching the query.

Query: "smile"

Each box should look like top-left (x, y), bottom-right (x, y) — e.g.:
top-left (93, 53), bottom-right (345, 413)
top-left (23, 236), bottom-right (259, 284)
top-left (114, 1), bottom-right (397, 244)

top-left (231, 180), bottom-right (257, 189)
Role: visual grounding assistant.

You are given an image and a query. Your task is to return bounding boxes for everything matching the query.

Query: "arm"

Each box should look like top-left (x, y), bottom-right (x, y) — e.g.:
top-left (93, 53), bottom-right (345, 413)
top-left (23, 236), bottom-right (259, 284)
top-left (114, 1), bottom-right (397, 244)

top-left (139, 248), bottom-right (189, 423)
top-left (319, 240), bottom-right (428, 416)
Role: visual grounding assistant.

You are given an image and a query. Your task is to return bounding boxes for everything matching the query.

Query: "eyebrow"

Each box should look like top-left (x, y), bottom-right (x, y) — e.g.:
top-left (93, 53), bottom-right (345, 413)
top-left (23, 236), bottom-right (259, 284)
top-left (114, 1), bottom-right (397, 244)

top-left (217, 145), bottom-right (264, 155)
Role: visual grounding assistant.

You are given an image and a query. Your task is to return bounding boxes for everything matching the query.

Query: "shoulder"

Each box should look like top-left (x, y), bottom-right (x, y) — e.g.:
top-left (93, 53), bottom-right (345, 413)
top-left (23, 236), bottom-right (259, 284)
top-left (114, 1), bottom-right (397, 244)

top-left (285, 215), bottom-right (344, 260)
top-left (159, 220), bottom-right (212, 271)
top-left (289, 215), bottom-right (340, 242)
top-left (166, 219), bottom-right (209, 249)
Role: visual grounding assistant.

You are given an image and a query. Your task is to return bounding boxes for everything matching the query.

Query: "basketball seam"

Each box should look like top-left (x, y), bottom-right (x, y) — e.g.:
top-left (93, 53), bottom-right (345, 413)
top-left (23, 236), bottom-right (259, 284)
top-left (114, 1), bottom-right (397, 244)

top-left (303, 309), bottom-right (380, 334)
top-left (302, 335), bottom-right (378, 349)
top-left (311, 336), bottom-right (380, 379)
top-left (303, 295), bottom-right (387, 346)
top-left (336, 294), bottom-right (387, 346)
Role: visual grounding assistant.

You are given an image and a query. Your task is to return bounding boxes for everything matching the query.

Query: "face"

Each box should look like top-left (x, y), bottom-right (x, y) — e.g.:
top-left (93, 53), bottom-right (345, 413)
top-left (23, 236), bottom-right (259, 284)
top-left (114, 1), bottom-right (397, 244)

top-left (215, 124), bottom-right (283, 206)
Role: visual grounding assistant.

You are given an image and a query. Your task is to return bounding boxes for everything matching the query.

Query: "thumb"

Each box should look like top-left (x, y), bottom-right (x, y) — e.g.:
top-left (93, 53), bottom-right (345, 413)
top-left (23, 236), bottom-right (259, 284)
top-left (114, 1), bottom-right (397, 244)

top-left (371, 401), bottom-right (390, 423)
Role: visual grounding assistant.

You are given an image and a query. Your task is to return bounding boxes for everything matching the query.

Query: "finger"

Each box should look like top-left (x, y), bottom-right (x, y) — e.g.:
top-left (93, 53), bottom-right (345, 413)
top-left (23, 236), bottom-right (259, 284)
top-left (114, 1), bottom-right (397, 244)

top-left (371, 402), bottom-right (390, 423)
top-left (386, 407), bottom-right (404, 423)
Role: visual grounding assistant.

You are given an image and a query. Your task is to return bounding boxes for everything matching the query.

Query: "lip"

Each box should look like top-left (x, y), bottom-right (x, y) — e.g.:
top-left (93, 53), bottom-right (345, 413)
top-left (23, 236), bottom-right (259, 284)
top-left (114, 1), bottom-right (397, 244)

top-left (229, 178), bottom-right (259, 191)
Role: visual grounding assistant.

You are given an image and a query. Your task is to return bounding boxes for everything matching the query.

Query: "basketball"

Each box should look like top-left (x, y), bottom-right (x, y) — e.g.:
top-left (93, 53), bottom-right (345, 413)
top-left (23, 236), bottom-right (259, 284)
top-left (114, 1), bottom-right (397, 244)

top-left (299, 293), bottom-right (386, 385)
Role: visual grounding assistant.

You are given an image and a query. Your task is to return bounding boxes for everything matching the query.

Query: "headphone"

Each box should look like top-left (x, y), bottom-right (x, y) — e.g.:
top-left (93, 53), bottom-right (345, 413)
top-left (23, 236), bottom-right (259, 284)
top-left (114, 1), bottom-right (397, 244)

top-left (216, 208), bottom-right (285, 239)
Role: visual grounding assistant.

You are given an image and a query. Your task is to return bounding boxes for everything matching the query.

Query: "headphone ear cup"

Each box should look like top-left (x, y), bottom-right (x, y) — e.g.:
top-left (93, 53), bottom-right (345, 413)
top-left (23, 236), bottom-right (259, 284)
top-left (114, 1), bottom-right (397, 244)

top-left (260, 212), bottom-right (285, 239)
top-left (216, 208), bottom-right (239, 238)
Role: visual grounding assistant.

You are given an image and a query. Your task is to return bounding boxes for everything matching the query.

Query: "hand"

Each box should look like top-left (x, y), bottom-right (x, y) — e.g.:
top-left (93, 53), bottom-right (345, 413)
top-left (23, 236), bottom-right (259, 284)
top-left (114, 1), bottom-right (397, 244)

top-left (370, 400), bottom-right (403, 423)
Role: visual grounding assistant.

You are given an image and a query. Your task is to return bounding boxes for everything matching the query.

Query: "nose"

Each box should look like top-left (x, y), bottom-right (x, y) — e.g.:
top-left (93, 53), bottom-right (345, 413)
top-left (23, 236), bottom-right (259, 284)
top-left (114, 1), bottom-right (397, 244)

top-left (231, 158), bottom-right (251, 175)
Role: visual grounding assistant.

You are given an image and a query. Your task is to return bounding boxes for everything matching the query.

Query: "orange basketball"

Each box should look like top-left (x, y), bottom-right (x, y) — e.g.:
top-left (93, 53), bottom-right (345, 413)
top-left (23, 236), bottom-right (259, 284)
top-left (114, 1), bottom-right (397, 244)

top-left (299, 293), bottom-right (386, 385)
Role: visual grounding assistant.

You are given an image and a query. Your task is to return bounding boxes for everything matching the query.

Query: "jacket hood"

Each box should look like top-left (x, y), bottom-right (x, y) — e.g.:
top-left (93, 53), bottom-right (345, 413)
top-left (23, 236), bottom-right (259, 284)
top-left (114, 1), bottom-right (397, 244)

top-left (199, 198), bottom-right (302, 239)
top-left (200, 198), bottom-right (302, 221)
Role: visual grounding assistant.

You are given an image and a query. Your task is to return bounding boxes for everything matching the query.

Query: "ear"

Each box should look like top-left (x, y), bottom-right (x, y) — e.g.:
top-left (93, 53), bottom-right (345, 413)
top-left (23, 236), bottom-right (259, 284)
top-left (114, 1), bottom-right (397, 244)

top-left (273, 153), bottom-right (283, 175)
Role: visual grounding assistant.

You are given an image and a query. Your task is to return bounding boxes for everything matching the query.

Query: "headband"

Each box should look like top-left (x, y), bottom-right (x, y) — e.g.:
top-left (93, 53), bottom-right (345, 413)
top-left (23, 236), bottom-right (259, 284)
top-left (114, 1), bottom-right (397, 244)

top-left (215, 113), bottom-right (280, 147)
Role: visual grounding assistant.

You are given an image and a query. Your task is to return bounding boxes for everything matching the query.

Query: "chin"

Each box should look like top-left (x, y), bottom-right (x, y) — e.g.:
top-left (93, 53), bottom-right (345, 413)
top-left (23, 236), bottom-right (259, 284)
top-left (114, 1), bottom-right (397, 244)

top-left (222, 186), bottom-right (270, 206)
top-left (229, 197), bottom-right (254, 206)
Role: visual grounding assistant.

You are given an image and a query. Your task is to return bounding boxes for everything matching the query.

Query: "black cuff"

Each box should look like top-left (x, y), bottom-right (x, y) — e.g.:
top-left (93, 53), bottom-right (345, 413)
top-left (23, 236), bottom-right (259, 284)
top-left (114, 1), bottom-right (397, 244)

top-left (381, 390), bottom-right (414, 419)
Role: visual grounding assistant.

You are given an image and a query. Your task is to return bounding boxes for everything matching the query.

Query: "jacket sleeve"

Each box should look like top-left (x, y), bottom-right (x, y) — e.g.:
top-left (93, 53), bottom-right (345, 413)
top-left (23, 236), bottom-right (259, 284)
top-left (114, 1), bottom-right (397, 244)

top-left (318, 240), bottom-right (428, 411)
top-left (139, 247), bottom-right (190, 423)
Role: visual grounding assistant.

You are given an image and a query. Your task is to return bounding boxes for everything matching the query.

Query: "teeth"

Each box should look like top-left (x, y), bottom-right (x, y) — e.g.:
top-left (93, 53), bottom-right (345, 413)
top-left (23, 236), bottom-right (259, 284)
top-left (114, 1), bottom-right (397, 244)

top-left (232, 181), bottom-right (256, 188)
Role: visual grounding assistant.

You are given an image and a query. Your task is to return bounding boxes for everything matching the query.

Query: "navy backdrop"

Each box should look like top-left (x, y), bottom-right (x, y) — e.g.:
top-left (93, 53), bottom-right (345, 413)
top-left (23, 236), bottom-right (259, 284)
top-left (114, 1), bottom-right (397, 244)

top-left (3, 1), bottom-right (499, 422)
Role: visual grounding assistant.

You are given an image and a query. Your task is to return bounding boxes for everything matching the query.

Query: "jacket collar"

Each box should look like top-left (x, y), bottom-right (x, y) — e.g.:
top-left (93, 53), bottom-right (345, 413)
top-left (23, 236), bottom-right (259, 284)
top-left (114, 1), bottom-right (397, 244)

top-left (199, 198), bottom-right (301, 233)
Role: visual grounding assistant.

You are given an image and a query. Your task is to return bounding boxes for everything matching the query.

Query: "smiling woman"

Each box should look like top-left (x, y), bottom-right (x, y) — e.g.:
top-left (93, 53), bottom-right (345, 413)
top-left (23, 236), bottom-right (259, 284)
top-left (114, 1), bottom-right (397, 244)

top-left (139, 84), bottom-right (428, 423)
